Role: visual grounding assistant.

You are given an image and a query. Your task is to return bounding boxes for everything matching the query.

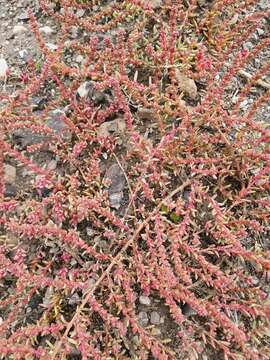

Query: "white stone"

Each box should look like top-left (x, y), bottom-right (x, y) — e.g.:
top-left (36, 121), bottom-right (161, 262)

top-left (77, 81), bottom-right (90, 98)
top-left (19, 49), bottom-right (28, 59)
top-left (139, 295), bottom-right (151, 306)
top-left (75, 54), bottom-right (84, 63)
top-left (257, 28), bottom-right (264, 36)
top-left (0, 58), bottom-right (9, 78)
top-left (46, 43), bottom-right (58, 51)
top-left (76, 9), bottom-right (85, 17)
top-left (13, 24), bottom-right (27, 35)
top-left (240, 99), bottom-right (248, 110)
top-left (39, 26), bottom-right (54, 35)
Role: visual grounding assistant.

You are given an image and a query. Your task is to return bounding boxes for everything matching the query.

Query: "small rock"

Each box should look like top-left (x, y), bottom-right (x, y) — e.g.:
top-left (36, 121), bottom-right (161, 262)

top-left (43, 287), bottom-right (54, 307)
top-left (239, 99), bottom-right (249, 110)
top-left (18, 12), bottom-right (30, 22)
top-left (76, 81), bottom-right (107, 104)
top-left (182, 303), bottom-right (197, 317)
top-left (243, 42), bottom-right (253, 51)
top-left (13, 24), bottom-right (27, 35)
top-left (46, 43), bottom-right (58, 51)
top-left (0, 99), bottom-right (8, 111)
top-left (76, 9), bottom-right (85, 17)
top-left (40, 187), bottom-right (53, 198)
top-left (132, 335), bottom-right (140, 346)
top-left (68, 348), bottom-right (81, 357)
top-left (138, 311), bottom-right (149, 327)
top-left (97, 240), bottom-right (108, 249)
top-left (46, 159), bottom-right (57, 171)
top-left (97, 118), bottom-right (126, 137)
top-left (257, 28), bottom-right (264, 36)
top-left (70, 26), bottom-right (80, 39)
top-left (64, 40), bottom-right (72, 48)
top-left (88, 278), bottom-right (96, 287)
top-left (46, 109), bottom-right (71, 141)
top-left (83, 278), bottom-right (96, 293)
top-left (86, 227), bottom-right (95, 237)
top-left (31, 96), bottom-right (47, 111)
top-left (183, 190), bottom-right (191, 204)
top-left (105, 163), bottom-right (126, 210)
top-left (175, 69), bottom-right (197, 100)
top-left (39, 26), bottom-right (54, 35)
top-left (139, 295), bottom-right (151, 306)
top-left (12, 130), bottom-right (45, 148)
top-left (137, 108), bottom-right (156, 121)
top-left (4, 184), bottom-right (17, 198)
top-left (150, 311), bottom-right (161, 325)
top-left (0, 58), bottom-right (9, 78)
top-left (108, 192), bottom-right (123, 210)
top-left (151, 327), bottom-right (162, 336)
top-left (4, 164), bottom-right (16, 184)
top-left (75, 54), bottom-right (84, 63)
top-left (252, 276), bottom-right (260, 286)
top-left (70, 259), bottom-right (78, 268)
top-left (77, 81), bottom-right (91, 98)
top-left (19, 49), bottom-right (28, 59)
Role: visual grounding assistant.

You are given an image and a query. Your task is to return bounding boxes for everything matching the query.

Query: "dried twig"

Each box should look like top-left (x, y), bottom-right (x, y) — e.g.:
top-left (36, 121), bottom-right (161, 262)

top-left (238, 69), bottom-right (270, 90)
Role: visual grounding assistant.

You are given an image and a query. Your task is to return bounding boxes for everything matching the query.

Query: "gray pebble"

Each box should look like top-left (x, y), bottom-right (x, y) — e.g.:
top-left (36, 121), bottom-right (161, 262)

top-left (139, 295), bottom-right (151, 306)
top-left (243, 42), bottom-right (253, 51)
top-left (150, 311), bottom-right (161, 325)
top-left (105, 163), bottom-right (126, 210)
top-left (182, 303), bottom-right (197, 317)
top-left (46, 109), bottom-right (71, 141)
top-left (108, 192), bottom-right (123, 210)
top-left (138, 311), bottom-right (149, 327)
top-left (46, 159), bottom-right (57, 171)
top-left (68, 293), bottom-right (80, 305)
top-left (4, 184), bottom-right (17, 198)
top-left (18, 12), bottom-right (30, 22)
